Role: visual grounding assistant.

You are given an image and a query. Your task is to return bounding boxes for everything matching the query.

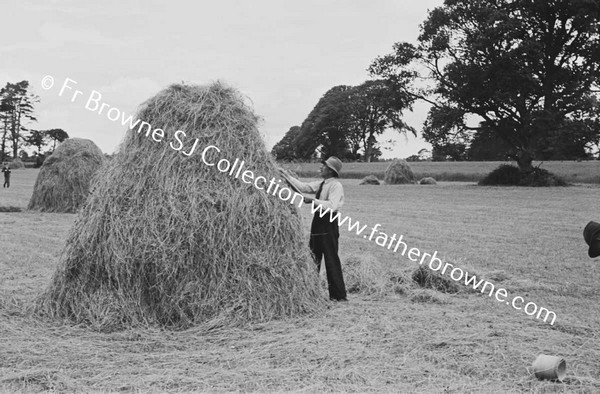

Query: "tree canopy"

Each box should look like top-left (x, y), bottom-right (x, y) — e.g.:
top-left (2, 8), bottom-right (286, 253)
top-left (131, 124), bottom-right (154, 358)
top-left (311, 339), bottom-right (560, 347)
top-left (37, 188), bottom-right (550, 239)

top-left (272, 81), bottom-right (414, 162)
top-left (46, 128), bottom-right (69, 151)
top-left (1, 81), bottom-right (70, 162)
top-left (271, 126), bottom-right (301, 162)
top-left (0, 81), bottom-right (39, 161)
top-left (370, 0), bottom-right (600, 168)
top-left (24, 130), bottom-right (48, 155)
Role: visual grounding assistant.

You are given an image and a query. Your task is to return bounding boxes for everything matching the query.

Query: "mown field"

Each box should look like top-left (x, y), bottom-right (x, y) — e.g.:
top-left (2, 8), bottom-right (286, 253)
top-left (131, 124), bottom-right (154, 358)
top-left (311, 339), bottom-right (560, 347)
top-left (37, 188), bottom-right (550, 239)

top-left (1, 168), bottom-right (599, 392)
top-left (281, 160), bottom-right (600, 184)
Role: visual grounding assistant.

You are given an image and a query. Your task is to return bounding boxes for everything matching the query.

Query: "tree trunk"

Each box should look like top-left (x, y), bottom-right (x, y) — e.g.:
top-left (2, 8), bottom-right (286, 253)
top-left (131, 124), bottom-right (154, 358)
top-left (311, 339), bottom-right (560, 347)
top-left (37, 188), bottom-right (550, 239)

top-left (0, 131), bottom-right (5, 163)
top-left (0, 116), bottom-right (8, 163)
top-left (365, 140), bottom-right (373, 163)
top-left (13, 107), bottom-right (21, 159)
top-left (516, 149), bottom-right (534, 172)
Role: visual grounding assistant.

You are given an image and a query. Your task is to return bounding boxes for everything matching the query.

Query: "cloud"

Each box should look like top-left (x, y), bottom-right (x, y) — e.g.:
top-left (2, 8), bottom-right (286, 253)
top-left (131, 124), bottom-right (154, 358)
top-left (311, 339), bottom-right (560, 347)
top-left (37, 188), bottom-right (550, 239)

top-left (0, 22), bottom-right (138, 53)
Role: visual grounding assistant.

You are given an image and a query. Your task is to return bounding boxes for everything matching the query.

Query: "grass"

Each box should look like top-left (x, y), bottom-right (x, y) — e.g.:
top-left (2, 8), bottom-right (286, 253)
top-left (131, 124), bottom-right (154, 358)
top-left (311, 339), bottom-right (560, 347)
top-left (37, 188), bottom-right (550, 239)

top-left (281, 160), bottom-right (600, 183)
top-left (1, 169), bottom-right (599, 392)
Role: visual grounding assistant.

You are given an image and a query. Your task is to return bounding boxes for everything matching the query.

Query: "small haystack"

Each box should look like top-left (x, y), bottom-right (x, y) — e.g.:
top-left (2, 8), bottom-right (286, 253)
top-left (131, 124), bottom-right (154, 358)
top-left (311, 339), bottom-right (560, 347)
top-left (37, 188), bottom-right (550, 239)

top-left (28, 138), bottom-right (105, 213)
top-left (384, 160), bottom-right (416, 184)
top-left (8, 158), bottom-right (24, 169)
top-left (37, 82), bottom-right (323, 329)
top-left (409, 288), bottom-right (450, 304)
top-left (359, 175), bottom-right (380, 185)
top-left (343, 254), bottom-right (409, 296)
top-left (419, 177), bottom-right (437, 185)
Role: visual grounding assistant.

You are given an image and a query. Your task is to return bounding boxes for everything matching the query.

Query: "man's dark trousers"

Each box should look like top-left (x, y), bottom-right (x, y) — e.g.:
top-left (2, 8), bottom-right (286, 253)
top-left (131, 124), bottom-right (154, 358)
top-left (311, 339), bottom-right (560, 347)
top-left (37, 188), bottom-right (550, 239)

top-left (310, 211), bottom-right (347, 300)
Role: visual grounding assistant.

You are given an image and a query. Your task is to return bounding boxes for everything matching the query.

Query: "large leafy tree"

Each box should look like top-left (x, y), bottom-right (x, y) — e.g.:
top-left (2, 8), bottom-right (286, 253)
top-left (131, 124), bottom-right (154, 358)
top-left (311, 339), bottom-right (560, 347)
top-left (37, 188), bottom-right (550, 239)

top-left (0, 81), bottom-right (39, 160)
top-left (24, 129), bottom-right (48, 155)
top-left (280, 81), bottom-right (414, 161)
top-left (370, 0), bottom-right (600, 170)
top-left (468, 122), bottom-right (514, 160)
top-left (271, 126), bottom-right (301, 161)
top-left (293, 85), bottom-right (354, 160)
top-left (346, 80), bottom-right (415, 162)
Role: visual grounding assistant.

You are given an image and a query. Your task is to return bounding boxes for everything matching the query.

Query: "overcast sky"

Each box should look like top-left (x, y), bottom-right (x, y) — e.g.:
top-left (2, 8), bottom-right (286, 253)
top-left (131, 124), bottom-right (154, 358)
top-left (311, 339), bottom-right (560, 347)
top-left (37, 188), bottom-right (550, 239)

top-left (1, 0), bottom-right (444, 159)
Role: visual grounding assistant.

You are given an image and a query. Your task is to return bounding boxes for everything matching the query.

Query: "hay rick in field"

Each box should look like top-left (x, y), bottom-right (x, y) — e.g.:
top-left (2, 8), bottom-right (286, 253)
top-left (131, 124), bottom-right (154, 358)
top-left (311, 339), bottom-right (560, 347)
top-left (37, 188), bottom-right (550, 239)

top-left (281, 157), bottom-right (348, 301)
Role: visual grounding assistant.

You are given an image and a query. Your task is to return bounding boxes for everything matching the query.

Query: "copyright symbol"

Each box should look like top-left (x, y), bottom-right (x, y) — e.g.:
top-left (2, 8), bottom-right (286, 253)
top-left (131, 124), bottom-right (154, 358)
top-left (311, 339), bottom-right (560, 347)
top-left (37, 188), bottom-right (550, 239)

top-left (41, 75), bottom-right (54, 90)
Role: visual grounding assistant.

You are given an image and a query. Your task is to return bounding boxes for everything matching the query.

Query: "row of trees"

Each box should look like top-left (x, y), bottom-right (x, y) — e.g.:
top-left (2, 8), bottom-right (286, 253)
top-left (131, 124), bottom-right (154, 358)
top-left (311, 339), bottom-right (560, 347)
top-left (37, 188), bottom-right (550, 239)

top-left (274, 0), bottom-right (600, 168)
top-left (1, 80), bottom-right (68, 162)
top-left (272, 80), bottom-right (415, 162)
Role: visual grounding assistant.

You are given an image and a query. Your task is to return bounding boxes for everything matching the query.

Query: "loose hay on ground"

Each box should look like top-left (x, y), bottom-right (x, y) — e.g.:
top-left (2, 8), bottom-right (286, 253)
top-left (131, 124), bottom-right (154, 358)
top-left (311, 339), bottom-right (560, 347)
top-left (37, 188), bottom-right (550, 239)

top-left (409, 288), bottom-right (451, 304)
top-left (359, 175), bottom-right (380, 185)
top-left (36, 82), bottom-right (324, 329)
top-left (27, 138), bottom-right (105, 213)
top-left (412, 265), bottom-right (460, 293)
top-left (343, 254), bottom-right (410, 296)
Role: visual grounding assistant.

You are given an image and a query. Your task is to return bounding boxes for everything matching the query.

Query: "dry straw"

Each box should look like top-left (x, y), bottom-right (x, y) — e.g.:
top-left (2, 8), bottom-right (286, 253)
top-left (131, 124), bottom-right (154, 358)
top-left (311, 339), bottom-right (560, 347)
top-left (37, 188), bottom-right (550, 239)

top-left (36, 82), bottom-right (324, 329)
top-left (8, 157), bottom-right (25, 169)
top-left (411, 266), bottom-right (460, 293)
top-left (27, 138), bottom-right (105, 213)
top-left (343, 254), bottom-right (410, 296)
top-left (359, 175), bottom-right (380, 185)
top-left (384, 159), bottom-right (416, 184)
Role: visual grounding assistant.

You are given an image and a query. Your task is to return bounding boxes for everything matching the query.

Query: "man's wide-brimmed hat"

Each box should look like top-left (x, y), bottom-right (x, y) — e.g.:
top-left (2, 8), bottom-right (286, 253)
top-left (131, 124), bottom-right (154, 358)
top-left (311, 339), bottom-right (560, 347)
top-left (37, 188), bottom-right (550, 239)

top-left (583, 221), bottom-right (600, 258)
top-left (322, 156), bottom-right (342, 176)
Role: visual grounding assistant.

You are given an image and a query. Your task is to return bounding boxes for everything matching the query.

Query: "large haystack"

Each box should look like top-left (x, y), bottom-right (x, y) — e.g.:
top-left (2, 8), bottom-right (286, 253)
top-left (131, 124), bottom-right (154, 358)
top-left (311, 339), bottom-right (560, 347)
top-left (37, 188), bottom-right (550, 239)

top-left (27, 138), bottom-right (105, 213)
top-left (37, 82), bottom-right (324, 329)
top-left (384, 159), bottom-right (416, 184)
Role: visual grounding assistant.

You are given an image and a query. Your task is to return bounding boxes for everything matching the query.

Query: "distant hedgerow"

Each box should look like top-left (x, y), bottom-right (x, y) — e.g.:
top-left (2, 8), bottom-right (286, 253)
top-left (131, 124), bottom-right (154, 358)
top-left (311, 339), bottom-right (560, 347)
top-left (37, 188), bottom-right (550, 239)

top-left (0, 206), bottom-right (22, 212)
top-left (479, 164), bottom-right (567, 186)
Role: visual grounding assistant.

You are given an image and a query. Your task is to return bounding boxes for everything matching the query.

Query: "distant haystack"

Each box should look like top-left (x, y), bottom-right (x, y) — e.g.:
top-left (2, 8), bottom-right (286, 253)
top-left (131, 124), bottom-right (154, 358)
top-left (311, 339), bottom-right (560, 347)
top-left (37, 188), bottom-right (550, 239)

top-left (8, 158), bottom-right (24, 169)
top-left (28, 138), bottom-right (105, 213)
top-left (37, 82), bottom-right (324, 329)
top-left (359, 175), bottom-right (380, 185)
top-left (419, 177), bottom-right (437, 185)
top-left (384, 160), bottom-right (416, 184)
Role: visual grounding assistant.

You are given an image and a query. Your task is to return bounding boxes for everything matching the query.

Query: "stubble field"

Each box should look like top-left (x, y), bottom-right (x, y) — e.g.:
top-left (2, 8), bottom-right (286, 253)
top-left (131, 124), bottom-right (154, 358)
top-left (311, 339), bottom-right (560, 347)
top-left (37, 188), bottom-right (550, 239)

top-left (1, 167), bottom-right (599, 393)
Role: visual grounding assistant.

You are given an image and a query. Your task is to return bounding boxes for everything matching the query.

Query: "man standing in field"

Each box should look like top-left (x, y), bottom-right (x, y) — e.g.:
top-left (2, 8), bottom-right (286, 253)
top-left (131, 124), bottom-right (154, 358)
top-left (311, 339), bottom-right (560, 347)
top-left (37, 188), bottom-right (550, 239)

top-left (2, 164), bottom-right (10, 188)
top-left (281, 157), bottom-right (348, 301)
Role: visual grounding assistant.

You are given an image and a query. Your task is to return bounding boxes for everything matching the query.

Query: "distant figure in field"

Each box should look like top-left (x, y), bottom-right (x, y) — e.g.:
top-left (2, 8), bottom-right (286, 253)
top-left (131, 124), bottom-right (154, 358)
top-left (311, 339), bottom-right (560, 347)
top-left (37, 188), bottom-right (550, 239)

top-left (2, 164), bottom-right (10, 188)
